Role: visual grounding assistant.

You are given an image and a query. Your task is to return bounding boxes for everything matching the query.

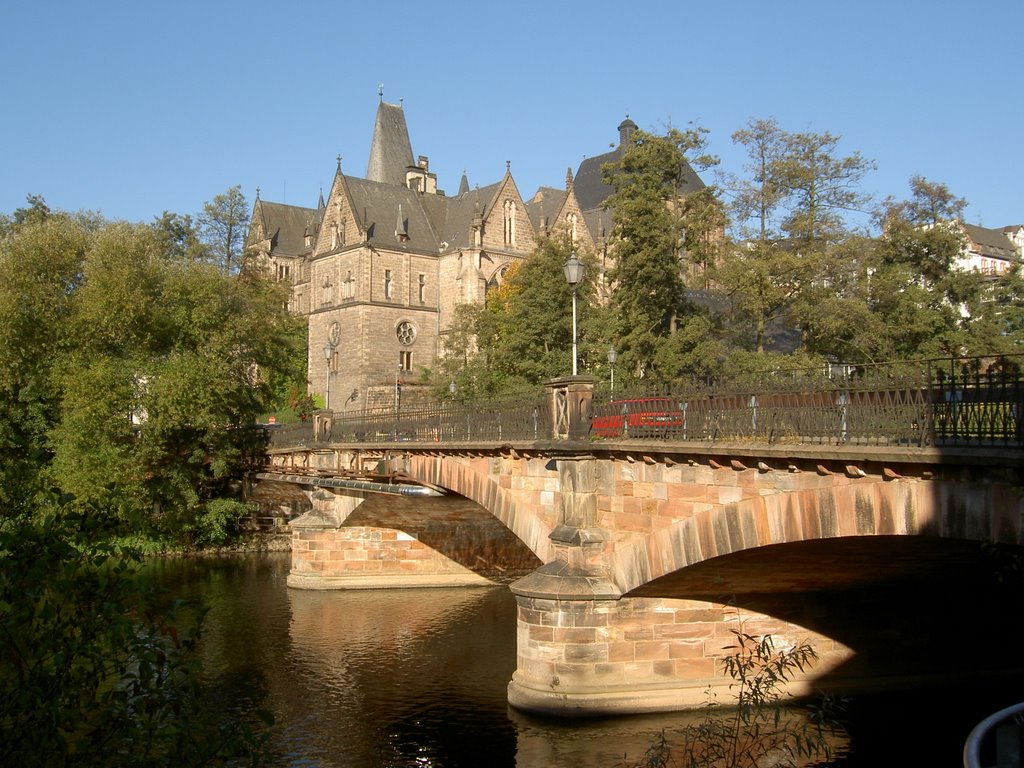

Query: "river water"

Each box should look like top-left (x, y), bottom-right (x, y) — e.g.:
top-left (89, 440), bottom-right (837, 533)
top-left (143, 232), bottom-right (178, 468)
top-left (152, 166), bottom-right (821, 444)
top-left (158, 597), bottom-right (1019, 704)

top-left (147, 552), bottom-right (1012, 767)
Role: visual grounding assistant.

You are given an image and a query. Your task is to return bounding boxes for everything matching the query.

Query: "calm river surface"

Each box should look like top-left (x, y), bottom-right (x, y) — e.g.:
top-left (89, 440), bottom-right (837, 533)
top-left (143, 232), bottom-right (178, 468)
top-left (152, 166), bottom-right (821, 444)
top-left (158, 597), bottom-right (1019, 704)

top-left (147, 552), bottom-right (1012, 767)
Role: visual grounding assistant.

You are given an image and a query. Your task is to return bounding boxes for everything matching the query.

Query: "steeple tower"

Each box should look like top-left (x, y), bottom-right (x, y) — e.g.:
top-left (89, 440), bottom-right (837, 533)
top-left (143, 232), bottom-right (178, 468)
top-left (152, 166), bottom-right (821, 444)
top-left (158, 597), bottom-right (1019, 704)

top-left (366, 97), bottom-right (415, 186)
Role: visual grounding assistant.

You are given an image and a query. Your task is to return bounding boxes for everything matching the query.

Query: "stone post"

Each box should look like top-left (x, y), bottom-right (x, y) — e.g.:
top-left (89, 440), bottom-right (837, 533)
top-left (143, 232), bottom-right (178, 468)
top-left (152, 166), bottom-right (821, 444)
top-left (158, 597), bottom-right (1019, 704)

top-left (544, 375), bottom-right (594, 440)
top-left (509, 453), bottom-right (623, 714)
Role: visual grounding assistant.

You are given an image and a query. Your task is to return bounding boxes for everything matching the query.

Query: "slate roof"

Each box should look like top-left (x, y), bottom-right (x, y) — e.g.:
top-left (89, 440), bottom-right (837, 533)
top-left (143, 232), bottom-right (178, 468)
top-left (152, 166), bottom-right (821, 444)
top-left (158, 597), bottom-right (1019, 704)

top-left (345, 176), bottom-right (440, 252)
top-left (254, 200), bottom-right (320, 257)
top-left (573, 121), bottom-right (706, 211)
top-left (962, 223), bottom-right (1018, 260)
top-left (366, 101), bottom-right (415, 186)
top-left (525, 186), bottom-right (567, 232)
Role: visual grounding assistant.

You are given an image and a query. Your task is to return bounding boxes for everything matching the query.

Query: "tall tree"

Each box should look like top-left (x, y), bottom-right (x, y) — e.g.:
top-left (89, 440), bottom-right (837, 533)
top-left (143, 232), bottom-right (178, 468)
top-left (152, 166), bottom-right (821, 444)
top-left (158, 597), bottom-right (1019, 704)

top-left (0, 211), bottom-right (88, 506)
top-left (774, 130), bottom-right (875, 248)
top-left (721, 117), bottom-right (788, 242)
top-left (198, 185), bottom-right (249, 275)
top-left (603, 127), bottom-right (721, 382)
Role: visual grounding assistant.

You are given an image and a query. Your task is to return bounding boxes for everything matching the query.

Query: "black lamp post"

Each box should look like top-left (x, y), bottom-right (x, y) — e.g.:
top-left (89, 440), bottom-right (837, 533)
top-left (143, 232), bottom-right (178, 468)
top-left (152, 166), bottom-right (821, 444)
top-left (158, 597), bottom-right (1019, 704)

top-left (562, 252), bottom-right (584, 376)
top-left (322, 340), bottom-right (335, 410)
top-left (607, 346), bottom-right (618, 397)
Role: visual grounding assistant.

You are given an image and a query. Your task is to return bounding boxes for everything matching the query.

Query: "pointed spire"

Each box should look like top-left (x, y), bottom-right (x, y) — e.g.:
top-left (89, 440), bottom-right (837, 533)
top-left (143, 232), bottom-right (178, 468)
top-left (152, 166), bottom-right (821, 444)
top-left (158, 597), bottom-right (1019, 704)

top-left (458, 170), bottom-right (470, 196)
top-left (566, 167), bottom-right (573, 191)
top-left (318, 188), bottom-right (325, 209)
top-left (366, 99), bottom-right (415, 185)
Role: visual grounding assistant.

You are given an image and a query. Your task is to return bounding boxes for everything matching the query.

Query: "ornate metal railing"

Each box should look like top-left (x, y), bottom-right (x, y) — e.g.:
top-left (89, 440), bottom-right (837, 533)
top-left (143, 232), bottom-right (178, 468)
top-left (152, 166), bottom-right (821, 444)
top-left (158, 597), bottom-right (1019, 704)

top-left (276, 395), bottom-right (552, 447)
top-left (264, 354), bottom-right (1024, 450)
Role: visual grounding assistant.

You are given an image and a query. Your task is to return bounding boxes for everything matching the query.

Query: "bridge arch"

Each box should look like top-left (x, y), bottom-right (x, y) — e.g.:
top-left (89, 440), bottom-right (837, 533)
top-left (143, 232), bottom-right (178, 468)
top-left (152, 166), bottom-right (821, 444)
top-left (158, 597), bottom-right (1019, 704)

top-left (612, 472), bottom-right (1023, 596)
top-left (407, 453), bottom-right (555, 563)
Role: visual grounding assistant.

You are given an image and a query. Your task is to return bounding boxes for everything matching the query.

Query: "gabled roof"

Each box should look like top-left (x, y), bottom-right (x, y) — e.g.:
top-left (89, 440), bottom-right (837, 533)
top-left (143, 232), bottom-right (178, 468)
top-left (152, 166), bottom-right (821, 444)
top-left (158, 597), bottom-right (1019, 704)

top-left (436, 181), bottom-right (502, 252)
top-left (252, 199), bottom-right (320, 257)
top-left (343, 175), bottom-right (441, 252)
top-left (961, 222), bottom-right (1018, 261)
top-left (525, 186), bottom-right (567, 232)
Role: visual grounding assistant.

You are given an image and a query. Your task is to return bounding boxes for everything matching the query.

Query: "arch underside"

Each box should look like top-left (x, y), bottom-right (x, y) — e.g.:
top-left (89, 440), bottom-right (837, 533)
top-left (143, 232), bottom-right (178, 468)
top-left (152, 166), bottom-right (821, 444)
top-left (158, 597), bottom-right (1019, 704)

top-left (617, 476), bottom-right (1024, 596)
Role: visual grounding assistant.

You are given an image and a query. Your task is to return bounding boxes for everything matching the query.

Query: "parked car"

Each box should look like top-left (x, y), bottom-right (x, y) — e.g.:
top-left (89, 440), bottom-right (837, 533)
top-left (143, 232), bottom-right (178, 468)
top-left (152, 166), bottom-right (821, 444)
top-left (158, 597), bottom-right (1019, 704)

top-left (590, 397), bottom-right (686, 438)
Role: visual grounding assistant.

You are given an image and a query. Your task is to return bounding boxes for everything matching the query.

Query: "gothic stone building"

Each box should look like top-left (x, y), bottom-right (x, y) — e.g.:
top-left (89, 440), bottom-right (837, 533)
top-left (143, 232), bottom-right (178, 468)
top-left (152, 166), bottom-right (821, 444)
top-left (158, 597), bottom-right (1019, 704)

top-left (246, 100), bottom-right (705, 411)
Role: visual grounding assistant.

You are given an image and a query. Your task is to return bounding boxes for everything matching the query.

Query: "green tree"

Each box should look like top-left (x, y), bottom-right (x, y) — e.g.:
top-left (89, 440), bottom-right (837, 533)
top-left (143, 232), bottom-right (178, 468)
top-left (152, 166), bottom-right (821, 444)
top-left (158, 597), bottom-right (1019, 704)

top-left (469, 239), bottom-right (601, 392)
top-left (0, 210), bottom-right (88, 508)
top-left (0, 209), bottom-right (300, 543)
top-left (603, 127), bottom-right (721, 382)
top-left (198, 185), bottom-right (249, 276)
top-left (864, 178), bottom-right (988, 359)
top-left (721, 117), bottom-right (788, 242)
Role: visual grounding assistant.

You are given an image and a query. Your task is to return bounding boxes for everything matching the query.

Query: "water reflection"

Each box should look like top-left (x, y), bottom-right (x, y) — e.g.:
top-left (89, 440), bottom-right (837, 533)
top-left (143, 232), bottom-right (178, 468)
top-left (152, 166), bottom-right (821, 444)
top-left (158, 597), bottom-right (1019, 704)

top-left (147, 552), bottom-right (1011, 767)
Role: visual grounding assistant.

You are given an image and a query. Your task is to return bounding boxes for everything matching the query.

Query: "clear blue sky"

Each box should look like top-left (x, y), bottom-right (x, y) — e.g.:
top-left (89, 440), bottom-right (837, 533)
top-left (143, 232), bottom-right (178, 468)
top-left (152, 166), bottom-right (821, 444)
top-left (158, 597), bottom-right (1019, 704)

top-left (3, 0), bottom-right (1021, 232)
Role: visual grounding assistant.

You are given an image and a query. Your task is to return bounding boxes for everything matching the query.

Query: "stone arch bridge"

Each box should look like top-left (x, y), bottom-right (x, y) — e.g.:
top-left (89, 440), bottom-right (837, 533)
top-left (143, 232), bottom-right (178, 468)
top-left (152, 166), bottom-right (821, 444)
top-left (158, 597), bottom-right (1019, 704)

top-left (251, 375), bottom-right (1024, 716)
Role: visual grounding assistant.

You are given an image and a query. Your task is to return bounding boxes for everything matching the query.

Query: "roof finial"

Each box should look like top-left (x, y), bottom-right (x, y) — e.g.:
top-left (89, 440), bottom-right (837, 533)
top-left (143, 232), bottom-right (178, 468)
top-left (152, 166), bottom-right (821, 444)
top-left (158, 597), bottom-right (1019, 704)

top-left (336, 154), bottom-right (342, 172)
top-left (255, 186), bottom-right (260, 200)
top-left (378, 83), bottom-right (384, 102)
top-left (505, 160), bottom-right (511, 174)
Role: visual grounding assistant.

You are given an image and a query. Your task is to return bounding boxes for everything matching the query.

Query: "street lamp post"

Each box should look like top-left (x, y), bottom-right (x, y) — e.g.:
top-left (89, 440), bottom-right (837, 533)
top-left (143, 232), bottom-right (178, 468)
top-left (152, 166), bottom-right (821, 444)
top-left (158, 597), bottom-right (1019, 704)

top-left (607, 346), bottom-right (618, 397)
top-left (322, 340), bottom-right (335, 410)
top-left (562, 252), bottom-right (584, 376)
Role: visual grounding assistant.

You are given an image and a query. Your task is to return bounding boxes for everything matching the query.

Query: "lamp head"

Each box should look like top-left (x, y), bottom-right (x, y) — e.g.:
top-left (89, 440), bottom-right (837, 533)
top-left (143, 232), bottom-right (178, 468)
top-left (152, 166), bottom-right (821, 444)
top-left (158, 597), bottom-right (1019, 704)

top-left (562, 252), bottom-right (584, 287)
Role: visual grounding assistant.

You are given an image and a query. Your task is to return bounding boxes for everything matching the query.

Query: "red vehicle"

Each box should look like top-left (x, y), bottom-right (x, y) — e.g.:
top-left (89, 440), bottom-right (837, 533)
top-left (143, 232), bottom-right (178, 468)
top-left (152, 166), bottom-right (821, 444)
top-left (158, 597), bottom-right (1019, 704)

top-left (590, 397), bottom-right (686, 438)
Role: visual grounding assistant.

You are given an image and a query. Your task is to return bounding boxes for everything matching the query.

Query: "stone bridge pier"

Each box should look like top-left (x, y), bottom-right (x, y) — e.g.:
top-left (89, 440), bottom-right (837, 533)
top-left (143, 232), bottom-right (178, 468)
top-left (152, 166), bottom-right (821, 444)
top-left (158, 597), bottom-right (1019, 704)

top-left (505, 455), bottom-right (827, 716)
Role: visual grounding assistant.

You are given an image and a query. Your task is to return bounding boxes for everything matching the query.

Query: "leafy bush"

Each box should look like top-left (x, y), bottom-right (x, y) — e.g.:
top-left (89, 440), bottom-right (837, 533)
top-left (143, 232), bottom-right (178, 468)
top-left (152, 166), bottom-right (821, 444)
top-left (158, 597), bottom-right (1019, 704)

top-left (620, 631), bottom-right (845, 768)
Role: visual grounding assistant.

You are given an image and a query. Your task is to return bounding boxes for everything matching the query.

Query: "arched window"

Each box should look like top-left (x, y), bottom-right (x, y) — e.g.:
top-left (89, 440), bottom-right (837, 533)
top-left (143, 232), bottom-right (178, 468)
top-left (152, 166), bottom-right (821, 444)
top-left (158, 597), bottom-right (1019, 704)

top-left (503, 200), bottom-right (516, 246)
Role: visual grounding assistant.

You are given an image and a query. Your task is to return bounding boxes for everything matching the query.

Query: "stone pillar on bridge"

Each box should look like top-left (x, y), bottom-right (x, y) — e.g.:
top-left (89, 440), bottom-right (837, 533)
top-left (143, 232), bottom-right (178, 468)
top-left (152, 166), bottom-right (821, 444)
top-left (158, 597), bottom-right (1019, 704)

top-left (509, 452), bottom-right (630, 714)
top-left (544, 376), bottom-right (594, 440)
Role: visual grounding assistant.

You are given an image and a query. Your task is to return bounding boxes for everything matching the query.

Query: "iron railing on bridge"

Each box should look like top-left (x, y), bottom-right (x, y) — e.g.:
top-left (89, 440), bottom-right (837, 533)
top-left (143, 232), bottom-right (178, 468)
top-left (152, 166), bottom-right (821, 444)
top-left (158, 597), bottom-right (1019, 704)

top-left (591, 353), bottom-right (1023, 448)
top-left (264, 354), bottom-right (1023, 450)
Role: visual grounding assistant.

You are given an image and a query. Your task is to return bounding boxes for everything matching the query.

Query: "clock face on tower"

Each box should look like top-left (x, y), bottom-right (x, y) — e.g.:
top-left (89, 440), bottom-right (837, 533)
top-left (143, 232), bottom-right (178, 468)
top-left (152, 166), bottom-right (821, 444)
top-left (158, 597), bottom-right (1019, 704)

top-left (328, 322), bottom-right (340, 345)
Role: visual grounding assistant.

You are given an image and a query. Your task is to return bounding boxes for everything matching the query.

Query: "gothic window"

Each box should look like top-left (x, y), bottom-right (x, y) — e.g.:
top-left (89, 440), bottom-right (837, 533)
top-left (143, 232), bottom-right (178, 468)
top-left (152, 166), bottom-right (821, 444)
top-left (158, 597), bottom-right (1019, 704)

top-left (331, 225), bottom-right (338, 249)
top-left (396, 321), bottom-right (416, 346)
top-left (340, 219), bottom-right (347, 246)
top-left (342, 270), bottom-right (354, 300)
top-left (399, 350), bottom-right (412, 371)
top-left (322, 275), bottom-right (333, 306)
top-left (277, 263), bottom-right (290, 281)
top-left (418, 273), bottom-right (426, 304)
top-left (567, 213), bottom-right (578, 246)
top-left (503, 200), bottom-right (516, 246)
top-left (384, 269), bottom-right (393, 300)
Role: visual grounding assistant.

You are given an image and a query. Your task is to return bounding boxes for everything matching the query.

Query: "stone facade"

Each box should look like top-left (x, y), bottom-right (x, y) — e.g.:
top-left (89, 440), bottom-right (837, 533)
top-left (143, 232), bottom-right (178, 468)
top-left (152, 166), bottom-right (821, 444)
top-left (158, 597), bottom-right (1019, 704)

top-left (246, 101), bottom-right (707, 412)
